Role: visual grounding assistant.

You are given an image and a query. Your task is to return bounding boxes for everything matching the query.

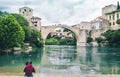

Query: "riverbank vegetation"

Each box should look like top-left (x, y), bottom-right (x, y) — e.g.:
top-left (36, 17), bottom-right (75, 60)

top-left (45, 36), bottom-right (76, 45)
top-left (91, 29), bottom-right (120, 47)
top-left (45, 32), bottom-right (76, 45)
top-left (94, 19), bottom-right (120, 47)
top-left (0, 15), bottom-right (25, 50)
top-left (0, 11), bottom-right (43, 51)
top-left (104, 29), bottom-right (120, 47)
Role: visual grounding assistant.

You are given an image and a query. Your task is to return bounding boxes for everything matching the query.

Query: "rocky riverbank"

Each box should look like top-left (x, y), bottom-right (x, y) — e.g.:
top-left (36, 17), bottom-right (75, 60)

top-left (1, 73), bottom-right (120, 77)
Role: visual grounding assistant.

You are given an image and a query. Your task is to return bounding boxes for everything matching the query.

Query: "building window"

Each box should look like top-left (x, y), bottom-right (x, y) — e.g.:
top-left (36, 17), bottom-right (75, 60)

top-left (113, 15), bottom-right (115, 20)
top-left (24, 9), bottom-right (26, 11)
top-left (113, 22), bottom-right (115, 25)
top-left (109, 15), bottom-right (111, 20)
top-left (117, 14), bottom-right (119, 19)
top-left (35, 25), bottom-right (37, 27)
top-left (29, 10), bottom-right (31, 12)
top-left (109, 22), bottom-right (111, 26)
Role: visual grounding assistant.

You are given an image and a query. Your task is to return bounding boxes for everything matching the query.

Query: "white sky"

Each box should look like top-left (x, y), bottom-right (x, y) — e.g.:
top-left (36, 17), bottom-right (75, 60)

top-left (0, 0), bottom-right (119, 26)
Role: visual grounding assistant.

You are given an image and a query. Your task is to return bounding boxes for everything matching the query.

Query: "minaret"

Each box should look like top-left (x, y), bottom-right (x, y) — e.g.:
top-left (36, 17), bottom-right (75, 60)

top-left (117, 1), bottom-right (120, 10)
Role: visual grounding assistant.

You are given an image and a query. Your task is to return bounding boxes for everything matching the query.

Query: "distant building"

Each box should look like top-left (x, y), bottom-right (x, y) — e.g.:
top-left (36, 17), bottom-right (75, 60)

top-left (102, 4), bottom-right (116, 19)
top-left (91, 17), bottom-right (108, 41)
top-left (103, 2), bottom-right (120, 30)
top-left (19, 7), bottom-right (33, 21)
top-left (19, 7), bottom-right (41, 31)
top-left (91, 16), bottom-right (108, 31)
top-left (49, 27), bottom-right (73, 39)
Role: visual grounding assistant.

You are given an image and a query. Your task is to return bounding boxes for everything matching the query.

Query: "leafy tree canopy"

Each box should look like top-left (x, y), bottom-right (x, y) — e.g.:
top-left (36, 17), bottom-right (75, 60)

top-left (0, 11), bottom-right (9, 17)
top-left (104, 29), bottom-right (120, 47)
top-left (29, 30), bottom-right (43, 47)
top-left (11, 13), bottom-right (29, 27)
top-left (0, 15), bottom-right (25, 49)
top-left (116, 19), bottom-right (120, 25)
top-left (11, 13), bottom-right (31, 42)
top-left (87, 37), bottom-right (93, 43)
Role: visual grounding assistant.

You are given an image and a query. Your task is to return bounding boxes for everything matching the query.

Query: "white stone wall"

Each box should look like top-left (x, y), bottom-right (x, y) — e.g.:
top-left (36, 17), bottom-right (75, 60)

top-left (79, 21), bottom-right (92, 30)
top-left (106, 12), bottom-right (120, 30)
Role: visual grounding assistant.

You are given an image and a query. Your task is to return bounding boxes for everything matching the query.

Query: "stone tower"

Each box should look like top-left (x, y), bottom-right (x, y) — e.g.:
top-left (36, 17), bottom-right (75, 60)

top-left (19, 7), bottom-right (33, 22)
top-left (19, 7), bottom-right (41, 31)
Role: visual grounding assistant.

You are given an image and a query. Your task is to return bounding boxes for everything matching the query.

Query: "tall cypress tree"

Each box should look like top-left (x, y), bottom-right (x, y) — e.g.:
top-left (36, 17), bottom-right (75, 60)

top-left (117, 1), bottom-right (120, 10)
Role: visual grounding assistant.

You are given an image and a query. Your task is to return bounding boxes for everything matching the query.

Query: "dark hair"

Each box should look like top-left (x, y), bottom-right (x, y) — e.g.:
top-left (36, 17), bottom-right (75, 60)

top-left (26, 62), bottom-right (29, 65)
top-left (30, 61), bottom-right (32, 64)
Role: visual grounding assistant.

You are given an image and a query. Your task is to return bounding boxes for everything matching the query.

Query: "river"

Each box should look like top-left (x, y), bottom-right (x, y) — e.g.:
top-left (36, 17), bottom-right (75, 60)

top-left (0, 45), bottom-right (120, 74)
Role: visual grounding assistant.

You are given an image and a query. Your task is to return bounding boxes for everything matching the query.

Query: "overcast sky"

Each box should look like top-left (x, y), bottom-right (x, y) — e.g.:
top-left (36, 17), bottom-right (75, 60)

top-left (0, 0), bottom-right (119, 26)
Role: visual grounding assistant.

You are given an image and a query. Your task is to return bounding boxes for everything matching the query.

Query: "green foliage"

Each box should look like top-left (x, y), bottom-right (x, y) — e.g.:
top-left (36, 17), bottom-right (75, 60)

top-left (21, 26), bottom-right (31, 42)
top-left (11, 13), bottom-right (43, 47)
top-left (45, 33), bottom-right (76, 45)
top-left (59, 38), bottom-right (76, 45)
top-left (11, 13), bottom-right (31, 42)
top-left (63, 28), bottom-right (69, 32)
top-left (47, 33), bottom-right (51, 39)
top-left (116, 19), bottom-right (120, 25)
top-left (87, 37), bottom-right (93, 43)
top-left (0, 11), bottom-right (43, 49)
top-left (0, 15), bottom-right (25, 49)
top-left (29, 30), bottom-right (43, 47)
top-left (95, 37), bottom-right (105, 43)
top-left (46, 38), bottom-right (59, 45)
top-left (0, 11), bottom-right (9, 17)
top-left (11, 13), bottom-right (29, 27)
top-left (104, 29), bottom-right (120, 47)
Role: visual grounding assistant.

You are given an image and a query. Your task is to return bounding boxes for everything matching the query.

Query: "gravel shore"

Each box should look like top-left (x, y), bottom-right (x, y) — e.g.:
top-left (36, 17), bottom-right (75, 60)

top-left (0, 73), bottom-right (120, 77)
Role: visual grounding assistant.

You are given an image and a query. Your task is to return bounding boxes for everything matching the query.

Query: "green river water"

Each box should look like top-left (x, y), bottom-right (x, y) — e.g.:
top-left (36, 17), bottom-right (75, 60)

top-left (0, 45), bottom-right (120, 74)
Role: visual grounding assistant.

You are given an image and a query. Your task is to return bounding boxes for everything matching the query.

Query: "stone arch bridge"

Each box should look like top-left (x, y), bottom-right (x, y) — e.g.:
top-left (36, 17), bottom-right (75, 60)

top-left (40, 25), bottom-right (87, 46)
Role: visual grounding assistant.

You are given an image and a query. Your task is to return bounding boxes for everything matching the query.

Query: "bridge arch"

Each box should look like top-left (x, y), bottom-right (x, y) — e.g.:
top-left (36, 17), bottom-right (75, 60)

top-left (41, 25), bottom-right (86, 46)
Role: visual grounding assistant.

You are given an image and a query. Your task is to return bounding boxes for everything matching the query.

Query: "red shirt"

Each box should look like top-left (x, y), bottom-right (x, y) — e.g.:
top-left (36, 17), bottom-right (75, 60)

top-left (24, 64), bottom-right (35, 76)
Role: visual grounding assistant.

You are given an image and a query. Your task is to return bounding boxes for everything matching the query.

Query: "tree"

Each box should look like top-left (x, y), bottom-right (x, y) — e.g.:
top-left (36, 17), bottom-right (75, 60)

top-left (63, 28), bottom-right (69, 32)
top-left (0, 11), bottom-right (9, 17)
top-left (11, 13), bottom-right (29, 27)
top-left (29, 30), bottom-right (43, 47)
top-left (0, 15), bottom-right (25, 50)
top-left (95, 37), bottom-right (105, 43)
top-left (116, 19), bottom-right (120, 25)
top-left (103, 29), bottom-right (120, 47)
top-left (87, 37), bottom-right (93, 43)
top-left (11, 13), bottom-right (31, 42)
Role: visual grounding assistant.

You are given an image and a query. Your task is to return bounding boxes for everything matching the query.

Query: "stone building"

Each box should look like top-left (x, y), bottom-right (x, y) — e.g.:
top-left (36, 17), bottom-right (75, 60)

top-left (91, 17), bottom-right (108, 41)
top-left (79, 21), bottom-right (91, 30)
top-left (102, 4), bottom-right (116, 19)
top-left (73, 16), bottom-right (109, 46)
top-left (103, 2), bottom-right (120, 30)
top-left (19, 7), bottom-right (41, 31)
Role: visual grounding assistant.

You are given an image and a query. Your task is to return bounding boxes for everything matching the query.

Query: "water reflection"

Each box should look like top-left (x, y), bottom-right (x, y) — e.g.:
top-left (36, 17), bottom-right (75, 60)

top-left (0, 48), bottom-right (43, 73)
top-left (0, 46), bottom-right (120, 74)
top-left (40, 46), bottom-right (120, 74)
